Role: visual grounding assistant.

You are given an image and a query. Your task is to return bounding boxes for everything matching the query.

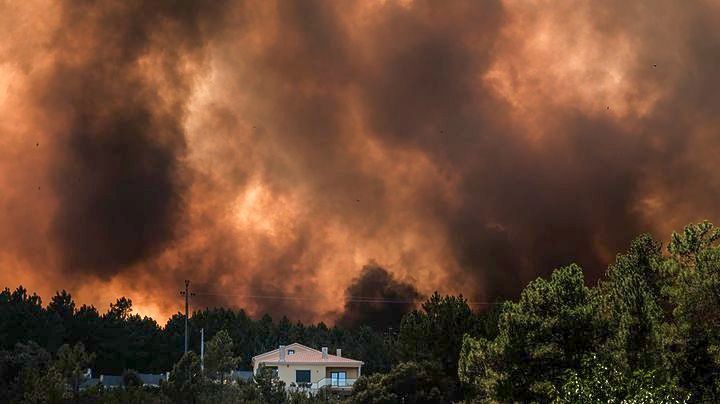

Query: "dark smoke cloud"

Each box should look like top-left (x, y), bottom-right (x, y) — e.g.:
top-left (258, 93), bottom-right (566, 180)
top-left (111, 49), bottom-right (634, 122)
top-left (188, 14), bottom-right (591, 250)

top-left (1, 0), bottom-right (719, 322)
top-left (39, 1), bottom-right (229, 276)
top-left (337, 263), bottom-right (422, 331)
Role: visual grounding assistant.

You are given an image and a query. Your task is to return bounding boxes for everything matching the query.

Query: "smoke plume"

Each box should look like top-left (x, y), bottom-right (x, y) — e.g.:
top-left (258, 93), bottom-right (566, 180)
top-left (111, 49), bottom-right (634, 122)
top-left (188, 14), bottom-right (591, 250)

top-left (337, 263), bottom-right (422, 330)
top-left (1, 0), bottom-right (719, 323)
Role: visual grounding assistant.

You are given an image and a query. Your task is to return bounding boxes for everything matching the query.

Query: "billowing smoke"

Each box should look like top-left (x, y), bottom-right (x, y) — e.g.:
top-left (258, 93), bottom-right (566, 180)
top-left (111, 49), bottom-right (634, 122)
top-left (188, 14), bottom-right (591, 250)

top-left (337, 263), bottom-right (422, 330)
top-left (42, 1), bottom-right (228, 276)
top-left (1, 0), bottom-right (719, 323)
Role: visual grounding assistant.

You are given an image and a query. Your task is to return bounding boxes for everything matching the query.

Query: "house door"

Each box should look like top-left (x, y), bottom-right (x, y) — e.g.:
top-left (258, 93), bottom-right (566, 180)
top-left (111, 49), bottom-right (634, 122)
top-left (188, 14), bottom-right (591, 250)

top-left (330, 371), bottom-right (347, 387)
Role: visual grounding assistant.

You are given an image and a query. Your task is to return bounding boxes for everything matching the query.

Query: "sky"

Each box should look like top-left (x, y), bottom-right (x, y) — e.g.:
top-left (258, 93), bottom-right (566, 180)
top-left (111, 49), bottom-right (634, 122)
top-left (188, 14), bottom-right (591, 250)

top-left (1, 0), bottom-right (719, 324)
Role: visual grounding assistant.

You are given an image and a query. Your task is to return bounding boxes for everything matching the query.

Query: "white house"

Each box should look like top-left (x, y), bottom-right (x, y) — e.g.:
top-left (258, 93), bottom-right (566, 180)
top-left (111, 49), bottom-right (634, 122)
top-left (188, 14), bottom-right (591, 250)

top-left (251, 343), bottom-right (363, 391)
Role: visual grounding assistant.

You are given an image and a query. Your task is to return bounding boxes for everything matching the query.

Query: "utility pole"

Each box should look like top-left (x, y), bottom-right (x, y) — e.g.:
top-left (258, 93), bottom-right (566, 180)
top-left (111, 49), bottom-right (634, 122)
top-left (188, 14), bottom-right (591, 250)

top-left (179, 280), bottom-right (195, 354)
top-left (200, 328), bottom-right (205, 371)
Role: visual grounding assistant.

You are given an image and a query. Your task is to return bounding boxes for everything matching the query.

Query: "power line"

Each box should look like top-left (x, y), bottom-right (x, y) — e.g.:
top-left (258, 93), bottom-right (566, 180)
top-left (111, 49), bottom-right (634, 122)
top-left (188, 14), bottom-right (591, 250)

top-left (192, 291), bottom-right (503, 305)
top-left (191, 280), bottom-right (480, 298)
top-left (190, 280), bottom-right (501, 305)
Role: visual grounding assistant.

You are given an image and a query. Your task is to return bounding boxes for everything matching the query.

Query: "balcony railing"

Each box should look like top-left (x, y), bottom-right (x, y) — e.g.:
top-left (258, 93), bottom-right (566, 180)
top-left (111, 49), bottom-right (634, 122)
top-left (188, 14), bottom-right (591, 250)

top-left (317, 377), bottom-right (356, 389)
top-left (288, 378), bottom-right (357, 390)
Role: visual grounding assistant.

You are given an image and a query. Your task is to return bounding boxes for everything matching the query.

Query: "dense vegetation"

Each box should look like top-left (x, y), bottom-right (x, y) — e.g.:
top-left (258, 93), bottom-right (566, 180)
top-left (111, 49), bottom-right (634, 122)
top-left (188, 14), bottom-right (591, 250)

top-left (1, 222), bottom-right (719, 403)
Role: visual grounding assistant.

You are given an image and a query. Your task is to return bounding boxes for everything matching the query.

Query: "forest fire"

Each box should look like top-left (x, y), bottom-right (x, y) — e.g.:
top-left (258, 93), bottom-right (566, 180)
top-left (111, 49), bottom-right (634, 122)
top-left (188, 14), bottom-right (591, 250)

top-left (1, 0), bottom-right (719, 325)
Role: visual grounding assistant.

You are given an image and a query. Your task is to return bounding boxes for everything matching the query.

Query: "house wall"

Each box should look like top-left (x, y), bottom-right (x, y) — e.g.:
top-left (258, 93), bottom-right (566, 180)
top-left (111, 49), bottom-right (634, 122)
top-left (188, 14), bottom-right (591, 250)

top-left (325, 367), bottom-right (359, 379)
top-left (276, 363), bottom-right (327, 384)
top-left (253, 362), bottom-right (362, 385)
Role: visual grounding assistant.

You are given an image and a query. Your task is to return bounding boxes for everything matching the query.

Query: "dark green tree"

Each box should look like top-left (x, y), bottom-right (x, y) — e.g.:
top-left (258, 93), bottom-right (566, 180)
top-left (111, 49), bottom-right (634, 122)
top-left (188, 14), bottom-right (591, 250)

top-left (254, 365), bottom-right (286, 403)
top-left (197, 380), bottom-right (265, 404)
top-left (22, 365), bottom-right (65, 404)
top-left (557, 355), bottom-right (688, 403)
top-left (342, 326), bottom-right (394, 374)
top-left (165, 351), bottom-right (205, 404)
top-left (397, 293), bottom-right (475, 372)
top-left (0, 341), bottom-right (57, 403)
top-left (0, 287), bottom-right (63, 351)
top-left (600, 234), bottom-right (671, 384)
top-left (459, 264), bottom-right (603, 402)
top-left (55, 342), bottom-right (94, 403)
top-left (662, 221), bottom-right (720, 401)
top-left (204, 329), bottom-right (240, 384)
top-left (351, 361), bottom-right (450, 404)
top-left (47, 290), bottom-right (76, 324)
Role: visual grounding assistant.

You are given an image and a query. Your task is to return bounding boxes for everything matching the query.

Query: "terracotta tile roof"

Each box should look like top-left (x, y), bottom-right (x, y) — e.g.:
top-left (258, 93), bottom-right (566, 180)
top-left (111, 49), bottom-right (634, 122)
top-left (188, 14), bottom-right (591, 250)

top-left (252, 343), bottom-right (363, 365)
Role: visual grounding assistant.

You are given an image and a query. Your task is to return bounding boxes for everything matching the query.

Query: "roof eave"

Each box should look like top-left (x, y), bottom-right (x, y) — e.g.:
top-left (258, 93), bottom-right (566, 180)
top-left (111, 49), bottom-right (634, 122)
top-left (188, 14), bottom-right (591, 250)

top-left (258, 360), bottom-right (364, 366)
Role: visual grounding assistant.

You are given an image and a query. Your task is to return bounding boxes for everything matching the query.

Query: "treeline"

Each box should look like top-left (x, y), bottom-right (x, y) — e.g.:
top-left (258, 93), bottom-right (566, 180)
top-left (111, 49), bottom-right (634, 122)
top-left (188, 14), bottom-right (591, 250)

top-left (0, 286), bottom-right (496, 375)
top-left (0, 273), bottom-right (496, 402)
top-left (2, 222), bottom-right (720, 403)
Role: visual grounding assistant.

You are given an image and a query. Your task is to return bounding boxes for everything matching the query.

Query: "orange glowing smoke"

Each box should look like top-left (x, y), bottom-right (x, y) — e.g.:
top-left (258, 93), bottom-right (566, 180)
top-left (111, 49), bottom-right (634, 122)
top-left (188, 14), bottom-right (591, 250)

top-left (1, 0), bottom-right (719, 323)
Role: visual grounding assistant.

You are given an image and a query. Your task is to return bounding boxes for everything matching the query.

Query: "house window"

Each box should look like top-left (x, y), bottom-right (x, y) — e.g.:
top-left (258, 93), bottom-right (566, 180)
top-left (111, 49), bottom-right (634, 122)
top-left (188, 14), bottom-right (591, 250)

top-left (330, 371), bottom-right (347, 387)
top-left (287, 349), bottom-right (295, 355)
top-left (296, 370), bottom-right (311, 384)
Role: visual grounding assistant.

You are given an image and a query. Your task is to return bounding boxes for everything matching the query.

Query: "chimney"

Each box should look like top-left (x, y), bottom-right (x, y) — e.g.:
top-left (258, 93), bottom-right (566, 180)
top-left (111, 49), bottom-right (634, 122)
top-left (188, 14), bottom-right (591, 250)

top-left (279, 345), bottom-right (286, 362)
top-left (322, 347), bottom-right (328, 359)
top-left (336, 348), bottom-right (342, 357)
